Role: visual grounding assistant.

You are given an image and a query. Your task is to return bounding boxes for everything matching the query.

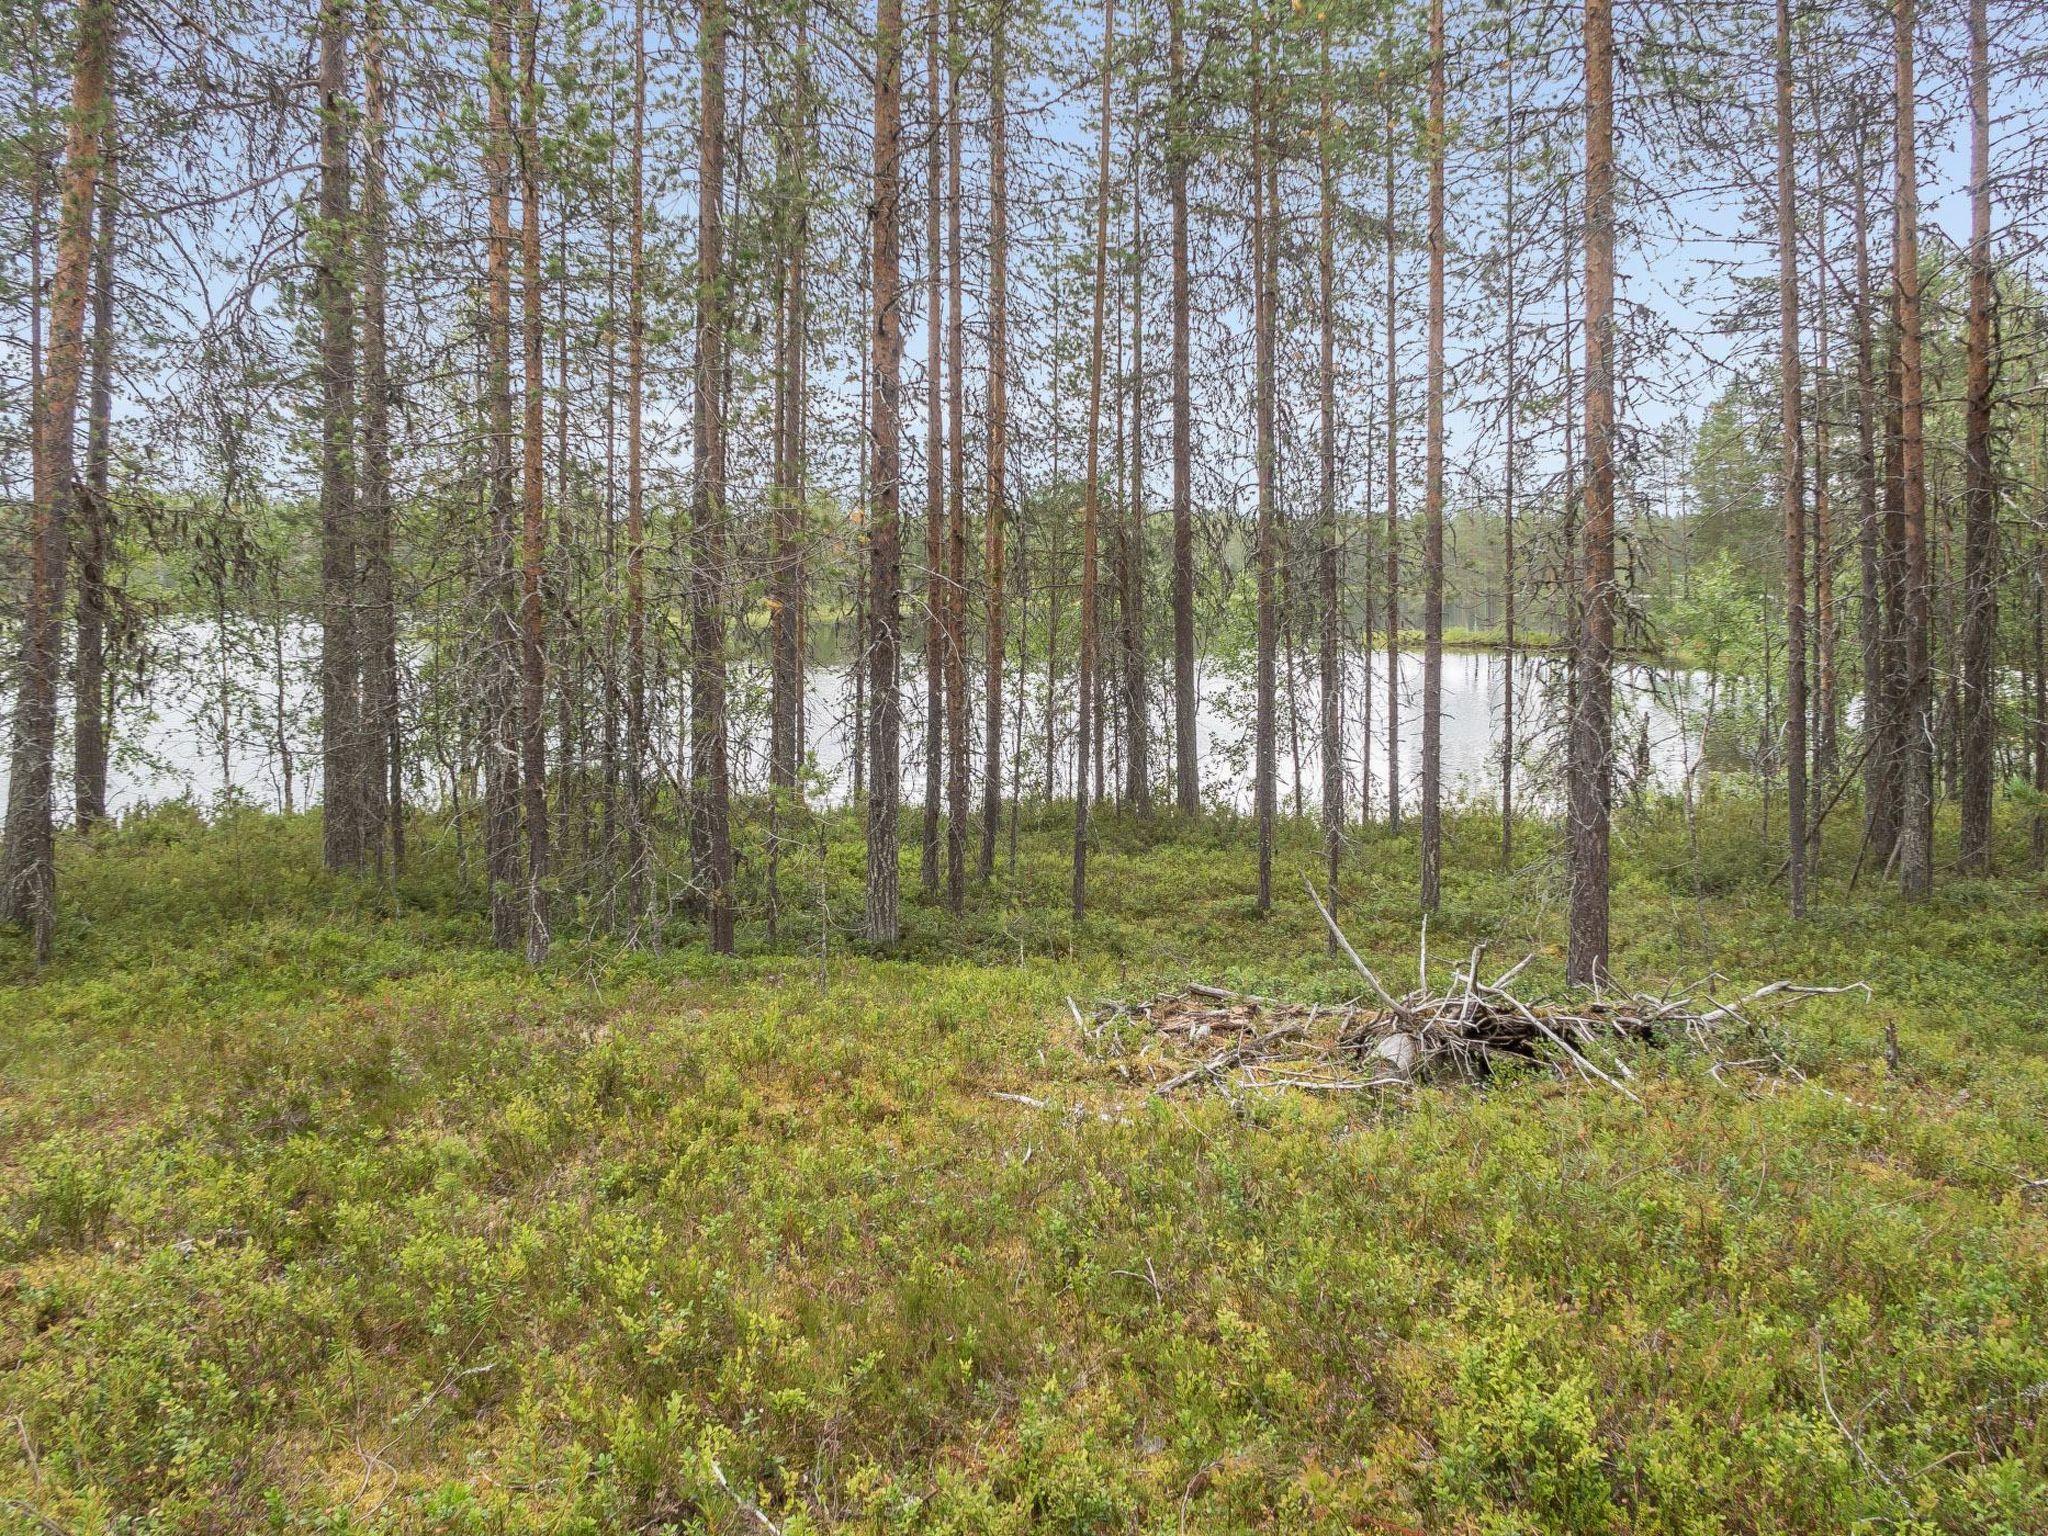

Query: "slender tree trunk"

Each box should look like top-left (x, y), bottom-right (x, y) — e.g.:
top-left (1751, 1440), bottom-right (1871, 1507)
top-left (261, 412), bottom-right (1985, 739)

top-left (1383, 107), bottom-right (1401, 832)
top-left (943, 0), bottom-right (968, 910)
top-left (1419, 0), bottom-right (1446, 912)
top-left (362, 0), bottom-right (397, 880)
top-left (517, 0), bottom-right (550, 961)
top-left (1958, 0), bottom-right (1995, 875)
top-left (921, 3), bottom-right (944, 896)
top-left (1499, 27), bottom-right (1517, 872)
top-left (625, 0), bottom-right (649, 938)
top-left (1852, 129), bottom-right (1893, 859)
top-left (1894, 0), bottom-right (1932, 899)
top-left (1812, 121), bottom-right (1837, 789)
top-left (1123, 145), bottom-right (1151, 817)
top-left (1, 0), bottom-right (110, 958)
top-left (484, 0), bottom-right (522, 950)
top-left (865, 0), bottom-right (905, 942)
top-left (1318, 26), bottom-right (1342, 934)
top-left (1776, 0), bottom-right (1807, 917)
top-left (692, 0), bottom-right (734, 951)
top-left (1074, 0), bottom-right (1115, 921)
top-left (1168, 0), bottom-right (1197, 813)
top-left (768, 4), bottom-right (810, 935)
top-left (2036, 431), bottom-right (2048, 870)
top-left (978, 10), bottom-right (1009, 880)
top-left (317, 0), bottom-right (362, 874)
top-left (1567, 0), bottom-right (1616, 984)
top-left (74, 127), bottom-right (116, 834)
top-left (1251, 22), bottom-right (1276, 915)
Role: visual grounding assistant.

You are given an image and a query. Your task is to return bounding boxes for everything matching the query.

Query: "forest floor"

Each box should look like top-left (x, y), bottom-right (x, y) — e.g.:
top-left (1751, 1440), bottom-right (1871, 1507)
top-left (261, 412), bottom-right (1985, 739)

top-left (3, 797), bottom-right (2046, 1534)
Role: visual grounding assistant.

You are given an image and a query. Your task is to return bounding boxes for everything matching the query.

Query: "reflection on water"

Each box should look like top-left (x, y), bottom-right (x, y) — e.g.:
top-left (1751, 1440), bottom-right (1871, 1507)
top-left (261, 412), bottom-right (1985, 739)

top-left (5, 621), bottom-right (1721, 820)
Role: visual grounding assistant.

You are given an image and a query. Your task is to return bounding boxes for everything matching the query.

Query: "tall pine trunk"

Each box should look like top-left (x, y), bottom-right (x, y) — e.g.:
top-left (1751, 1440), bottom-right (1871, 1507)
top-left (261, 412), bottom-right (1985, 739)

top-left (943, 0), bottom-right (968, 910)
top-left (1074, 0), bottom-right (1115, 921)
top-left (1, 0), bottom-right (111, 959)
top-left (865, 0), bottom-right (906, 942)
top-left (1567, 0), bottom-right (1617, 984)
top-left (74, 127), bottom-right (115, 834)
top-left (1382, 108), bottom-right (1401, 832)
top-left (362, 0), bottom-right (398, 879)
top-left (624, 0), bottom-right (650, 938)
top-left (1251, 23), bottom-right (1276, 915)
top-left (517, 0), bottom-right (550, 961)
top-left (1499, 26), bottom-right (1518, 872)
top-left (1894, 0), bottom-right (1931, 898)
top-left (921, 5), bottom-right (944, 896)
top-left (1958, 0), bottom-right (1995, 874)
top-left (1420, 0), bottom-right (1446, 912)
top-left (1776, 0), bottom-right (1807, 916)
top-left (1317, 27), bottom-right (1342, 934)
top-left (1168, 0), bottom-right (1197, 813)
top-left (978, 12), bottom-right (1009, 880)
top-left (691, 0), bottom-right (734, 950)
top-left (317, 0), bottom-right (362, 874)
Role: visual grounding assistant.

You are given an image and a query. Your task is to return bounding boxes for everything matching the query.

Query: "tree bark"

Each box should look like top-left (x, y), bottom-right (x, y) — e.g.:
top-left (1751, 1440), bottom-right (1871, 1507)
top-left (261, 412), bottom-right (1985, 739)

top-left (362, 0), bottom-right (398, 880)
top-left (1383, 106), bottom-right (1401, 833)
top-left (624, 0), bottom-right (650, 938)
top-left (1168, 0), bottom-right (1197, 813)
top-left (1074, 0), bottom-right (1115, 921)
top-left (1251, 22), bottom-right (1276, 916)
top-left (921, 3), bottom-right (944, 897)
top-left (1776, 0), bottom-right (1807, 917)
top-left (1499, 26), bottom-right (1518, 872)
top-left (517, 0), bottom-right (550, 961)
top-left (692, 0), bottom-right (734, 951)
top-left (943, 0), bottom-right (968, 910)
top-left (865, 0), bottom-right (906, 943)
top-left (1894, 0), bottom-right (1931, 899)
top-left (1567, 0), bottom-right (1616, 984)
top-left (1958, 0), bottom-right (1995, 875)
top-left (1, 0), bottom-right (110, 959)
top-left (74, 125), bottom-right (116, 834)
top-left (1420, 0), bottom-right (1446, 913)
top-left (978, 10), bottom-right (1009, 881)
top-left (1317, 26), bottom-right (1342, 938)
top-left (483, 0), bottom-right (522, 949)
top-left (1851, 128), bottom-right (1894, 861)
top-left (1122, 136), bottom-right (1151, 817)
top-left (317, 0), bottom-right (362, 875)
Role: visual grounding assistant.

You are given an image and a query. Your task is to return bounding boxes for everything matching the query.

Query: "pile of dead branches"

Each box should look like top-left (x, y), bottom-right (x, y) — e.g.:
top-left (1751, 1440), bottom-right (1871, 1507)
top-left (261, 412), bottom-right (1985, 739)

top-left (1071, 882), bottom-right (1868, 1103)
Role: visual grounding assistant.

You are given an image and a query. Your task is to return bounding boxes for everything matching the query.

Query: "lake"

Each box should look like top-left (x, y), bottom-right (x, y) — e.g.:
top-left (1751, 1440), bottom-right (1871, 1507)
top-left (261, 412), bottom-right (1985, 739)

top-left (3, 621), bottom-right (1722, 821)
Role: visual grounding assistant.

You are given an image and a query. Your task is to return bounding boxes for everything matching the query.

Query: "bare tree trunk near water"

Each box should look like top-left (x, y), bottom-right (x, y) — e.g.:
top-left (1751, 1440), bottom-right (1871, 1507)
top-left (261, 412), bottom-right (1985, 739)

top-left (1419, 0), bottom-right (1445, 914)
top-left (1317, 24), bottom-right (1341, 937)
top-left (1567, 0), bottom-right (1616, 985)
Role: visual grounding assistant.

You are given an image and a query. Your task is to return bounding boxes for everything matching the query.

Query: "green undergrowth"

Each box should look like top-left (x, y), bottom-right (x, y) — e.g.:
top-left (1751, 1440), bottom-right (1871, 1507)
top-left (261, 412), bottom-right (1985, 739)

top-left (3, 796), bottom-right (2046, 1533)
